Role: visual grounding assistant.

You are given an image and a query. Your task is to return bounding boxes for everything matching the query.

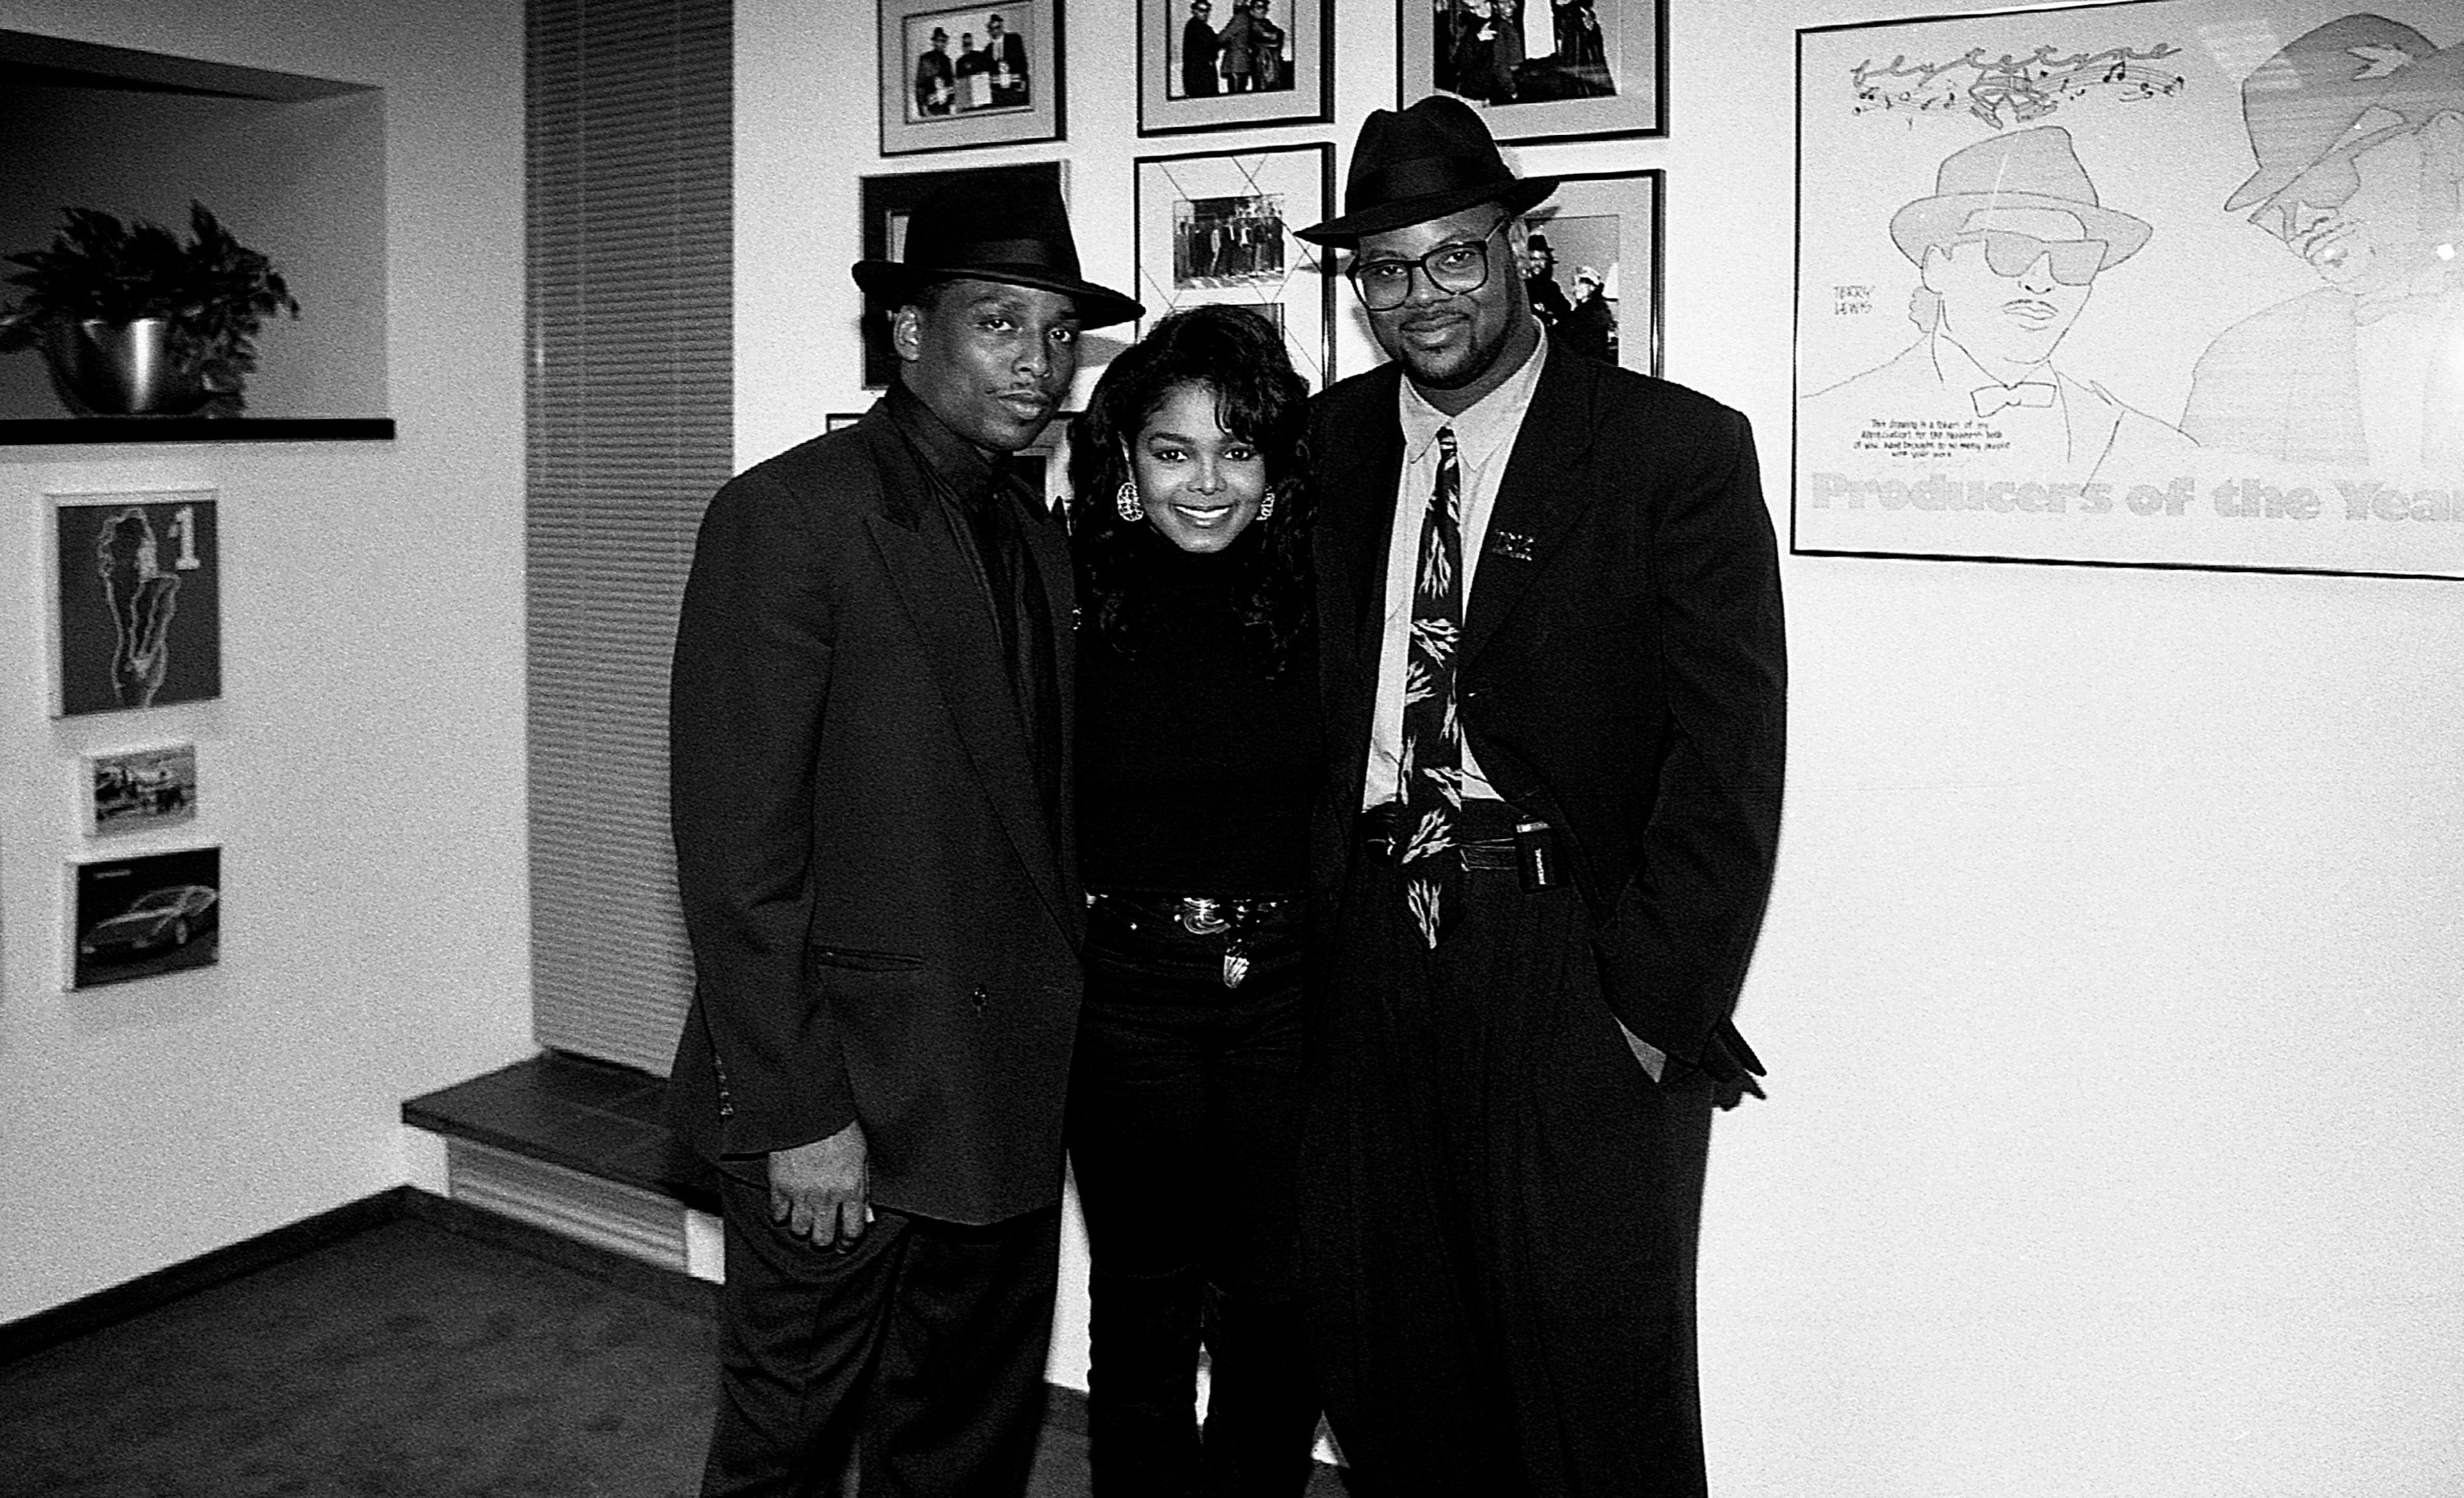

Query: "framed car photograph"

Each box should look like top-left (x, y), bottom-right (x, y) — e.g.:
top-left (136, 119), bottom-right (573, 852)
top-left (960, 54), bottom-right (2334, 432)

top-left (1140, 0), bottom-right (1330, 135)
top-left (860, 162), bottom-right (1068, 388)
top-left (48, 489), bottom-right (223, 719)
top-left (1399, 0), bottom-right (1664, 144)
top-left (1133, 144), bottom-right (1337, 391)
top-left (1522, 169), bottom-right (1662, 377)
top-left (69, 845), bottom-right (221, 990)
top-left (880, 0), bottom-right (1062, 156)
top-left (85, 743), bottom-right (199, 839)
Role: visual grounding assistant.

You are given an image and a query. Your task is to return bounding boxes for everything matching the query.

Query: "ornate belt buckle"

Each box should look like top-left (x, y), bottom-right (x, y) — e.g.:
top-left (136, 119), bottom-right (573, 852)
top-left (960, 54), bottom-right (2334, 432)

top-left (1176, 897), bottom-right (1231, 936)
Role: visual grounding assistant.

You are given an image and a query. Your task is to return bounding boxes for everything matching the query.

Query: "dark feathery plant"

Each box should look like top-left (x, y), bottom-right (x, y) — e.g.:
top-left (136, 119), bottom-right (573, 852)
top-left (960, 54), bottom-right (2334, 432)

top-left (0, 202), bottom-right (301, 410)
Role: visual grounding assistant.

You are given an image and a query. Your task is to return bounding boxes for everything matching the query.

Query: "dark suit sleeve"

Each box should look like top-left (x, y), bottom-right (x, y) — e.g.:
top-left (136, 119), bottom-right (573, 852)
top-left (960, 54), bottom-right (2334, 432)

top-left (1594, 408), bottom-right (1786, 1072)
top-left (670, 463), bottom-right (857, 1158)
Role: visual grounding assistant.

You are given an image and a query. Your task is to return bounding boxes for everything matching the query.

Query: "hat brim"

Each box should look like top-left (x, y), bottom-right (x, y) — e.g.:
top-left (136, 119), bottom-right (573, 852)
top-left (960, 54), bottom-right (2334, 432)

top-left (1888, 193), bottom-right (2152, 271)
top-left (852, 261), bottom-right (1144, 330)
top-left (1295, 176), bottom-right (1559, 248)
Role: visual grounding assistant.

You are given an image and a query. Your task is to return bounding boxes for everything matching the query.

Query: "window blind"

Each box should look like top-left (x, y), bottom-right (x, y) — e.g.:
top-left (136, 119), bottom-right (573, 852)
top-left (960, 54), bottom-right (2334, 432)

top-left (526, 0), bottom-right (732, 1072)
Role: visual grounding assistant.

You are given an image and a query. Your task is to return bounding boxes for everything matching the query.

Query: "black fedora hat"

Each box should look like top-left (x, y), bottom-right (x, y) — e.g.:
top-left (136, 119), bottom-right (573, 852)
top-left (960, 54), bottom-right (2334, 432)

top-left (853, 171), bottom-right (1143, 329)
top-left (1296, 96), bottom-right (1557, 247)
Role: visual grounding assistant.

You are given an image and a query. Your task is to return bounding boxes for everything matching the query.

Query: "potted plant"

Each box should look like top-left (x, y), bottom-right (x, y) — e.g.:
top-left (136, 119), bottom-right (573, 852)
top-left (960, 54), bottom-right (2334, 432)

top-left (0, 202), bottom-right (301, 417)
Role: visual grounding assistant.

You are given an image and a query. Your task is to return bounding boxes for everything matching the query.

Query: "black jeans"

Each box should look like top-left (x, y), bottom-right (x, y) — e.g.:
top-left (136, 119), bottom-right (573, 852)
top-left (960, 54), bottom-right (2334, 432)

top-left (1065, 895), bottom-right (1320, 1498)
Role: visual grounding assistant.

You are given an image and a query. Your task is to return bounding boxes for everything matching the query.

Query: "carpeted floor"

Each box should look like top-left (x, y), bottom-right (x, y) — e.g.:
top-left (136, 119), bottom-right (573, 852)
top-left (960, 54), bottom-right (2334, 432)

top-left (0, 1212), bottom-right (1102, 1497)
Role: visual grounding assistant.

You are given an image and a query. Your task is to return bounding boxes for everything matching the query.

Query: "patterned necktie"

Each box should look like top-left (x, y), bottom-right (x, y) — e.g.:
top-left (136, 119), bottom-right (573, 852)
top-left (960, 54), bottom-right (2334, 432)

top-left (1399, 426), bottom-right (1464, 949)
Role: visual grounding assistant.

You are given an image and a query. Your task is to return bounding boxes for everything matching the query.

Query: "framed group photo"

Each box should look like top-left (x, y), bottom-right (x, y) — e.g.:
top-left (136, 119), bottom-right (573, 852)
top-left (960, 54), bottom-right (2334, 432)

top-left (1133, 144), bottom-right (1337, 392)
top-left (878, 0), bottom-right (1061, 155)
top-left (859, 162), bottom-right (1068, 388)
top-left (1399, 0), bottom-right (1665, 144)
top-left (47, 489), bottom-right (223, 719)
top-left (1140, 0), bottom-right (1330, 135)
top-left (68, 845), bottom-right (221, 991)
top-left (1523, 169), bottom-right (1663, 379)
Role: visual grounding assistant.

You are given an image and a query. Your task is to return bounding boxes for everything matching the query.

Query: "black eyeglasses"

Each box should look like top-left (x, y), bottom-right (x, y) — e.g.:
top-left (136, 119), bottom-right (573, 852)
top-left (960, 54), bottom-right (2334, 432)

top-left (1348, 214), bottom-right (1512, 311)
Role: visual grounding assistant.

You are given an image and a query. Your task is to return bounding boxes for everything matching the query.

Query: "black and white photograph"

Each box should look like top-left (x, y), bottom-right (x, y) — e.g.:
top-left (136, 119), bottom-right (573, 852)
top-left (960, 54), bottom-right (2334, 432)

top-left (1171, 193), bottom-right (1288, 289)
top-left (49, 490), bottom-right (223, 719)
top-left (70, 845), bottom-right (221, 990)
top-left (1399, 0), bottom-right (1663, 143)
top-left (85, 743), bottom-right (200, 838)
top-left (1134, 144), bottom-right (1335, 389)
top-left (879, 0), bottom-right (1062, 155)
top-left (1521, 168), bottom-right (1662, 377)
top-left (859, 162), bottom-right (1068, 387)
top-left (1141, 0), bottom-right (1328, 135)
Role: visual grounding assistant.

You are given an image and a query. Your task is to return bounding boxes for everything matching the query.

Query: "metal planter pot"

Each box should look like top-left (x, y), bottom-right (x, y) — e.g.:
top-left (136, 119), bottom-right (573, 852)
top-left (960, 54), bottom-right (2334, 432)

top-left (43, 318), bottom-right (210, 416)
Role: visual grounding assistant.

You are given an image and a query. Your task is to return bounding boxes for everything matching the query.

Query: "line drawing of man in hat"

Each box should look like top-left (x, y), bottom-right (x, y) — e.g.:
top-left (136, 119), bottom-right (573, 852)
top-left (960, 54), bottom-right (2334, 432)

top-left (1294, 93), bottom-right (1783, 1496)
top-left (2178, 14), bottom-right (2464, 472)
top-left (665, 171), bottom-right (1140, 1496)
top-left (1801, 125), bottom-right (2198, 486)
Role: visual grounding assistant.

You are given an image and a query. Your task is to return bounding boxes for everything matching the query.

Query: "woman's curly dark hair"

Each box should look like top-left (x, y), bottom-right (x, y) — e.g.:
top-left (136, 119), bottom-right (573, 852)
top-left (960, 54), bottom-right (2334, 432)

top-left (1068, 304), bottom-right (1315, 678)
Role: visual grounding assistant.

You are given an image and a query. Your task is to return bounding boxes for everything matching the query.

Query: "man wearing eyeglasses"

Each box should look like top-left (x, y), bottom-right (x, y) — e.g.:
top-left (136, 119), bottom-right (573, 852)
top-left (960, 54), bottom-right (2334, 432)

top-left (2179, 16), bottom-right (2464, 472)
top-left (1802, 126), bottom-right (2195, 487)
top-left (1294, 96), bottom-right (1783, 1497)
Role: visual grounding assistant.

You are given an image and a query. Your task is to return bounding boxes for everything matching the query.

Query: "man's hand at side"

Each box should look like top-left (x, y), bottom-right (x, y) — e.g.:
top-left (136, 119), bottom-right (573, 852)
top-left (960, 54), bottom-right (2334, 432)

top-left (768, 1121), bottom-right (869, 1250)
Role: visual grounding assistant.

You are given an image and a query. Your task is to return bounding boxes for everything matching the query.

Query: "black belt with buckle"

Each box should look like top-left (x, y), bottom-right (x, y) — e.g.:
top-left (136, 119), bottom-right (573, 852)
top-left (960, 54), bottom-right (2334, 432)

top-left (1087, 892), bottom-right (1297, 988)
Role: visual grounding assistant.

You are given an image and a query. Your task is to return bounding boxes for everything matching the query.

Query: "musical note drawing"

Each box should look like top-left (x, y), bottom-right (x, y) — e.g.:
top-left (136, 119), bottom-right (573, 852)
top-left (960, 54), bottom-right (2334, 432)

top-left (1849, 42), bottom-right (2186, 127)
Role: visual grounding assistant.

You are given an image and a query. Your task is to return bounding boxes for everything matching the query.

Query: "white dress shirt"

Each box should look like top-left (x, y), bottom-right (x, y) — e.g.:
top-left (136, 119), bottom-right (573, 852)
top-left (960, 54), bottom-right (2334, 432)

top-left (1362, 328), bottom-right (1550, 811)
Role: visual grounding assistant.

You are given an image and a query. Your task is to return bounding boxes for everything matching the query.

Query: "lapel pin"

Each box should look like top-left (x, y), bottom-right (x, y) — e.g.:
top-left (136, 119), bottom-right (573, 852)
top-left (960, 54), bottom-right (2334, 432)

top-left (1489, 529), bottom-right (1536, 562)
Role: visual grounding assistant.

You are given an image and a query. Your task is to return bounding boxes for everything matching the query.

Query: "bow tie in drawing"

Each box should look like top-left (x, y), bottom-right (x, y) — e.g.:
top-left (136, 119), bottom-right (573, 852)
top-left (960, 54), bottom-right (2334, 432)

top-left (1971, 381), bottom-right (2057, 417)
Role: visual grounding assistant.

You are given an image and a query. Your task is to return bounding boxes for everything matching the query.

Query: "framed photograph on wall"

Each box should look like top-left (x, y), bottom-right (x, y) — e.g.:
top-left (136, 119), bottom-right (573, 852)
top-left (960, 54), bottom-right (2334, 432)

top-left (48, 490), bottom-right (223, 718)
top-left (1794, 0), bottom-right (2464, 580)
top-left (860, 162), bottom-right (1068, 388)
top-left (69, 845), bottom-right (221, 990)
top-left (1398, 0), bottom-right (1665, 144)
top-left (1133, 144), bottom-right (1337, 391)
top-left (1140, 0), bottom-right (1330, 135)
top-left (880, 0), bottom-right (1063, 156)
top-left (85, 743), bottom-right (198, 838)
top-left (1521, 169), bottom-right (1662, 378)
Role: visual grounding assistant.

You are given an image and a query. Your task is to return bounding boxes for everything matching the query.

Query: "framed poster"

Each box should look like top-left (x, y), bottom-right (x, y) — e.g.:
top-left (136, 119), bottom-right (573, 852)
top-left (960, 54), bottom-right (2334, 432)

top-left (1133, 144), bottom-right (1338, 392)
top-left (860, 162), bottom-right (1068, 389)
top-left (880, 0), bottom-right (1062, 156)
top-left (49, 490), bottom-right (223, 717)
top-left (1521, 169), bottom-right (1662, 377)
top-left (1140, 0), bottom-right (1330, 135)
top-left (69, 845), bottom-right (221, 990)
top-left (85, 743), bottom-right (198, 838)
top-left (1398, 0), bottom-right (1664, 144)
top-left (1795, 1), bottom-right (2464, 580)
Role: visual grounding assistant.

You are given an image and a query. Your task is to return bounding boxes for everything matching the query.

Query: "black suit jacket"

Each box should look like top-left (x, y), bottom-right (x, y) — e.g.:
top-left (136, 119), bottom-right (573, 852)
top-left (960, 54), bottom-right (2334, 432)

top-left (667, 394), bottom-right (1084, 1225)
top-left (1310, 349), bottom-right (1784, 1085)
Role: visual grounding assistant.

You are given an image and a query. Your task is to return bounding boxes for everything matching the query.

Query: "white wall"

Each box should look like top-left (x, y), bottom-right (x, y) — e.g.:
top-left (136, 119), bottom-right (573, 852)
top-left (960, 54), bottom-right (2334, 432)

top-left (0, 0), bottom-right (531, 1322)
top-left (739, 1), bottom-right (2464, 1492)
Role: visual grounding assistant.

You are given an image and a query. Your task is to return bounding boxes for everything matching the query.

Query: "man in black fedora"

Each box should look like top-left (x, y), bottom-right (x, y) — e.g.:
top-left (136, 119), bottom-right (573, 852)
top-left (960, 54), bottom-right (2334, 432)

top-left (667, 170), bottom-right (1139, 1497)
top-left (1294, 95), bottom-right (1785, 1495)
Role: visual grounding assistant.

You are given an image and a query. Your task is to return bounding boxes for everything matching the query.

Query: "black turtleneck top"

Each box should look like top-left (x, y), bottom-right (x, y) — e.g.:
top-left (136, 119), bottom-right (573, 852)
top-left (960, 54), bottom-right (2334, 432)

top-left (1074, 529), bottom-right (1322, 897)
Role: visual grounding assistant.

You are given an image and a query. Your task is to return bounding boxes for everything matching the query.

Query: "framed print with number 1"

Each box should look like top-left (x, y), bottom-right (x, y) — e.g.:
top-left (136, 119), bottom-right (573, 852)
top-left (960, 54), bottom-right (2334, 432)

top-left (49, 490), bottom-right (223, 718)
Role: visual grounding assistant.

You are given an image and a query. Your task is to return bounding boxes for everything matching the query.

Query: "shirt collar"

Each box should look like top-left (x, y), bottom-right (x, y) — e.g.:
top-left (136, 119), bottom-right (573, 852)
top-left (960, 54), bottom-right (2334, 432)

top-left (888, 380), bottom-right (1014, 509)
top-left (1398, 321), bottom-right (1550, 468)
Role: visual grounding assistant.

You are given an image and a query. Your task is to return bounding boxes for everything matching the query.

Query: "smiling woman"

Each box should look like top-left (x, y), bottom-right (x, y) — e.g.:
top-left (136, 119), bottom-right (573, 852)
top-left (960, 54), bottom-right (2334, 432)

top-left (1061, 304), bottom-right (1326, 1494)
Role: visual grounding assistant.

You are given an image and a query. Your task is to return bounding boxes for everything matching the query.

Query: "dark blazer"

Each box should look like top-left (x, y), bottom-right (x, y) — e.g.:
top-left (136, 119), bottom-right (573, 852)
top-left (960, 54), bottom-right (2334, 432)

top-left (1310, 349), bottom-right (1784, 1086)
top-left (667, 396), bottom-right (1084, 1226)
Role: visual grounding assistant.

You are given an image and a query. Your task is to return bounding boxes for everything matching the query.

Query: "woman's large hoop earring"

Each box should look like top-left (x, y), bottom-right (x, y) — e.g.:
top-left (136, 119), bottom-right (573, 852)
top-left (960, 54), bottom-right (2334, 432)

top-left (1258, 493), bottom-right (1276, 522)
top-left (1115, 480), bottom-right (1144, 522)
